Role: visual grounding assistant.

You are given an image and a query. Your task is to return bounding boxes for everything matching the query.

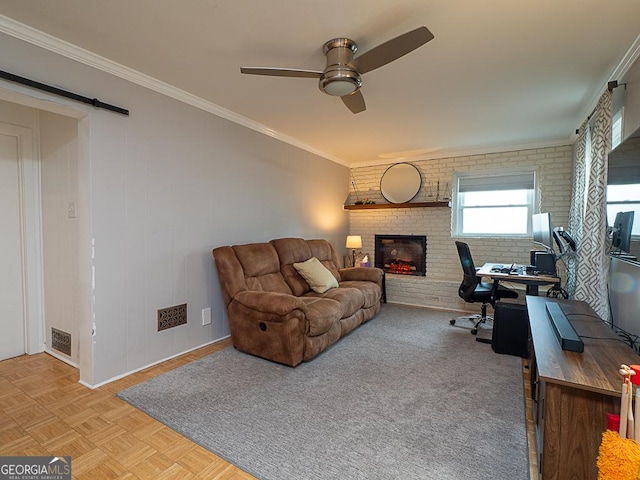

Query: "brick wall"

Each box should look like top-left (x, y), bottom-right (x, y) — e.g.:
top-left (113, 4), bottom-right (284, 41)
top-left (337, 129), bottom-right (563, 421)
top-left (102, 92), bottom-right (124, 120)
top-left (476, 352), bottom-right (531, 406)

top-left (348, 145), bottom-right (574, 312)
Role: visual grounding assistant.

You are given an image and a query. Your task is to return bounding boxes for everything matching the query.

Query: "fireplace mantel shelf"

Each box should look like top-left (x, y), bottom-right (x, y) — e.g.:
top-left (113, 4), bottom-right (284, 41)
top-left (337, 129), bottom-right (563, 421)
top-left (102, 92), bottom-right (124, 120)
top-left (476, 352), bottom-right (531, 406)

top-left (344, 201), bottom-right (450, 210)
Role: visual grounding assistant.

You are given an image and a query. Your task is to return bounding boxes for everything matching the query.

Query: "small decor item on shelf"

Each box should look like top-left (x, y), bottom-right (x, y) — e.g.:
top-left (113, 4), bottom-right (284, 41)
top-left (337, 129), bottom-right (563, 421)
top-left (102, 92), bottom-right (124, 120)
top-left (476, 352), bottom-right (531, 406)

top-left (351, 173), bottom-right (376, 205)
top-left (443, 181), bottom-right (451, 201)
top-left (355, 253), bottom-right (370, 267)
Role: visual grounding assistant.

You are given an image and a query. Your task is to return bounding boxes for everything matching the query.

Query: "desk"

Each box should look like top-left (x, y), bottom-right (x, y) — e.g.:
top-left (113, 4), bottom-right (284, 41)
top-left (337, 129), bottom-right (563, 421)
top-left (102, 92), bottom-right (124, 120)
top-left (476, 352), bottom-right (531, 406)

top-left (527, 296), bottom-right (634, 479)
top-left (477, 263), bottom-right (560, 296)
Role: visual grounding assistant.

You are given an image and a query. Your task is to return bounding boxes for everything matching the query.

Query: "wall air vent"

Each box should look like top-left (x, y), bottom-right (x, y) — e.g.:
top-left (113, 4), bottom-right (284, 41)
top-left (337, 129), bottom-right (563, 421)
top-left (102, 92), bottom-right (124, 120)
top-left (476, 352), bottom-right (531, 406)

top-left (51, 328), bottom-right (72, 356)
top-left (157, 303), bottom-right (187, 331)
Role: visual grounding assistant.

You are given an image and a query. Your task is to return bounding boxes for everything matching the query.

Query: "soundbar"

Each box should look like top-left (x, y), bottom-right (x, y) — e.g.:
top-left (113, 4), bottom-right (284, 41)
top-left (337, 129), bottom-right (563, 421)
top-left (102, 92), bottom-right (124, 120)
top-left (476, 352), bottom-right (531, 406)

top-left (544, 302), bottom-right (584, 353)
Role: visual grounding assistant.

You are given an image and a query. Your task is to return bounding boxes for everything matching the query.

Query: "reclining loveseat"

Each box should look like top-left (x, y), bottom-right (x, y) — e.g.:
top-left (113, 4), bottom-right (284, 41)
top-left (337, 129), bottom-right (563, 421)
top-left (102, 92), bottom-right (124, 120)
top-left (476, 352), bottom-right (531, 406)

top-left (212, 237), bottom-right (384, 366)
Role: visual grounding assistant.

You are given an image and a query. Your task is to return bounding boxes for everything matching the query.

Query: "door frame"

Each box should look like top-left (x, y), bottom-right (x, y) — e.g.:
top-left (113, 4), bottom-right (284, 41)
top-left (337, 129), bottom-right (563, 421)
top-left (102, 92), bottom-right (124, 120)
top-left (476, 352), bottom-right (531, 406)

top-left (0, 86), bottom-right (93, 382)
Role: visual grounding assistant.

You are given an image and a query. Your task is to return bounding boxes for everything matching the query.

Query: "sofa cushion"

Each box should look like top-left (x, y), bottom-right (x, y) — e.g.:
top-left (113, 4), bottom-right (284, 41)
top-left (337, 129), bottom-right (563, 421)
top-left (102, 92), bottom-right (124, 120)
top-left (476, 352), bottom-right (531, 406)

top-left (212, 246), bottom-right (248, 305)
top-left (307, 239), bottom-right (342, 281)
top-left (232, 243), bottom-right (292, 294)
top-left (305, 286), bottom-right (365, 319)
top-left (300, 297), bottom-right (342, 336)
top-left (271, 238), bottom-right (315, 296)
top-left (339, 280), bottom-right (382, 309)
top-left (293, 257), bottom-right (339, 293)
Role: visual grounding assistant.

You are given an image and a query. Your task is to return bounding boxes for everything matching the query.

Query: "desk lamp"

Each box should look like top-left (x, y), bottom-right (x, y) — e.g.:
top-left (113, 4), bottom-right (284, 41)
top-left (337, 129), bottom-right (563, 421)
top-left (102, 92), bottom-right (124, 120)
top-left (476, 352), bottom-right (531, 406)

top-left (346, 235), bottom-right (362, 267)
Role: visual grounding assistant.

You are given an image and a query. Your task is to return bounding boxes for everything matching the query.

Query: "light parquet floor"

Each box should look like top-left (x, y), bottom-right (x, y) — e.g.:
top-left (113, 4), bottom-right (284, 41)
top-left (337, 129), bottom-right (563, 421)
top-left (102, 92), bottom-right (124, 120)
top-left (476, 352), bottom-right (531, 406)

top-left (1, 340), bottom-right (537, 480)
top-left (0, 339), bottom-right (256, 480)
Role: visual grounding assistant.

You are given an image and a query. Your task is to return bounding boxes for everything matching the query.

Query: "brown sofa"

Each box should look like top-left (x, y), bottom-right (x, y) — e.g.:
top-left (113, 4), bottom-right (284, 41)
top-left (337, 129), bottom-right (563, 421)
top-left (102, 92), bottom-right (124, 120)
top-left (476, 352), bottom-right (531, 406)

top-left (212, 237), bottom-right (384, 366)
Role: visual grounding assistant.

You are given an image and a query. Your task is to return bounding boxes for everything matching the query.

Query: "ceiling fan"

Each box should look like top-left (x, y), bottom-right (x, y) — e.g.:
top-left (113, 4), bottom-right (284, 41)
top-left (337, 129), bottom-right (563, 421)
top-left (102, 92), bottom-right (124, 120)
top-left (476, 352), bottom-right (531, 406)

top-left (240, 26), bottom-right (434, 114)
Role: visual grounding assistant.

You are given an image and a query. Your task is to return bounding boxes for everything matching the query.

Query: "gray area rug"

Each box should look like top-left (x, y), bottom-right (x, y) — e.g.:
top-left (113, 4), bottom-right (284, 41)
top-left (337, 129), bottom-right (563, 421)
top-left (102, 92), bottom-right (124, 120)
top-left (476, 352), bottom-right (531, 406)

top-left (118, 305), bottom-right (528, 480)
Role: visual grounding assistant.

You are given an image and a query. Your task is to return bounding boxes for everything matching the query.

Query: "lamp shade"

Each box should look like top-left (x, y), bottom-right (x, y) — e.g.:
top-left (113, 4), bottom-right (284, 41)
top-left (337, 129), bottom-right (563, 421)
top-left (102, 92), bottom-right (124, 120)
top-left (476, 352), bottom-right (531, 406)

top-left (346, 235), bottom-right (362, 249)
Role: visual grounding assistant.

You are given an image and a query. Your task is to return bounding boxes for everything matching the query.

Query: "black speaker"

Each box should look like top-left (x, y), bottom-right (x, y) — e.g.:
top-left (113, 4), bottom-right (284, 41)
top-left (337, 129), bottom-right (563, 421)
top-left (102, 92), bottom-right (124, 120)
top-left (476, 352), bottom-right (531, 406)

top-left (492, 302), bottom-right (529, 358)
top-left (534, 252), bottom-right (556, 275)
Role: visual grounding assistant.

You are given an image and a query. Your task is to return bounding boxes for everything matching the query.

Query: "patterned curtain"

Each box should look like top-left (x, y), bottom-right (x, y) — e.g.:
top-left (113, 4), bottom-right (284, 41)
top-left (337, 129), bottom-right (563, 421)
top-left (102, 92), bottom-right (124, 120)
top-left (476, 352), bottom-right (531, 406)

top-left (566, 120), bottom-right (588, 297)
top-left (567, 90), bottom-right (612, 319)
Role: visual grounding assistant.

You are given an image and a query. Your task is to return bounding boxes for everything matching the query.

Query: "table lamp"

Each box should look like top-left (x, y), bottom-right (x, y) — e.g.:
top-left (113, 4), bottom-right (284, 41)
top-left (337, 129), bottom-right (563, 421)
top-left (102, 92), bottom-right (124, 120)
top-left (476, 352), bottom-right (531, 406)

top-left (346, 235), bottom-right (362, 267)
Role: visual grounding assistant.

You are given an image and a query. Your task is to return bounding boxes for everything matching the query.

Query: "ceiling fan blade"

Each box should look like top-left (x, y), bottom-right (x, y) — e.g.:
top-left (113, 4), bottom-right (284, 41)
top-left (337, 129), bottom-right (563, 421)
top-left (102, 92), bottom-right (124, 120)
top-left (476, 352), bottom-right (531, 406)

top-left (351, 26), bottom-right (434, 74)
top-left (240, 67), bottom-right (322, 78)
top-left (342, 90), bottom-right (366, 114)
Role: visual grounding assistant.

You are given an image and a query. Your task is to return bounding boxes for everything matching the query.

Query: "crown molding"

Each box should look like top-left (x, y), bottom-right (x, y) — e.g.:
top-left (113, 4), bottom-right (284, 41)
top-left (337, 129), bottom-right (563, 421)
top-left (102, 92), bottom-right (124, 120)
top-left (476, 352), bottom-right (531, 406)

top-left (611, 32), bottom-right (640, 82)
top-left (576, 32), bottom-right (640, 126)
top-left (0, 15), bottom-right (348, 167)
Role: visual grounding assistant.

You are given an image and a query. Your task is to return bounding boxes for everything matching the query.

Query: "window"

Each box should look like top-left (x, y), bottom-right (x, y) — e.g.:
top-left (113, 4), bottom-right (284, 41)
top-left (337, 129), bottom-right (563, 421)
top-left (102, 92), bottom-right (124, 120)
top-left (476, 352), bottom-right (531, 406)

top-left (608, 118), bottom-right (640, 237)
top-left (611, 107), bottom-right (624, 150)
top-left (453, 171), bottom-right (536, 236)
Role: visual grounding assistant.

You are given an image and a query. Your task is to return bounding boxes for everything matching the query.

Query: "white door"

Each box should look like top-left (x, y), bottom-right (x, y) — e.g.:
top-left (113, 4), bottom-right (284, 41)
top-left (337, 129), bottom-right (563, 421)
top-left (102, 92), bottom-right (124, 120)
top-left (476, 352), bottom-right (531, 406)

top-left (0, 131), bottom-right (26, 360)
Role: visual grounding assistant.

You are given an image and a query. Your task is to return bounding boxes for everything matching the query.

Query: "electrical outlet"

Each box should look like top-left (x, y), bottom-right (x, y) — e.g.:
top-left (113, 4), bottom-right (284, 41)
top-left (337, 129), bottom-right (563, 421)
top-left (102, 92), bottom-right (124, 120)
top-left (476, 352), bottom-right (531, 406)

top-left (202, 307), bottom-right (211, 326)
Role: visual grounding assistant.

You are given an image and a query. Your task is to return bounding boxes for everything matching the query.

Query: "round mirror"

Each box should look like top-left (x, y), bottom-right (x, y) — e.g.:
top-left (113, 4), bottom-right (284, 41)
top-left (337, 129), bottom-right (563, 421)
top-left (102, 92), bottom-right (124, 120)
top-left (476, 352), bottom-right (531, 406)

top-left (380, 162), bottom-right (422, 203)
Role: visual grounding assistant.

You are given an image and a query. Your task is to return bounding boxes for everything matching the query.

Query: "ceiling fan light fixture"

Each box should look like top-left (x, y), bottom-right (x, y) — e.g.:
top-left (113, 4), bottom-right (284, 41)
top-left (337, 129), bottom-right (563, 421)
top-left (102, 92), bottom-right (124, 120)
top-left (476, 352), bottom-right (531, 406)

top-left (319, 69), bottom-right (362, 96)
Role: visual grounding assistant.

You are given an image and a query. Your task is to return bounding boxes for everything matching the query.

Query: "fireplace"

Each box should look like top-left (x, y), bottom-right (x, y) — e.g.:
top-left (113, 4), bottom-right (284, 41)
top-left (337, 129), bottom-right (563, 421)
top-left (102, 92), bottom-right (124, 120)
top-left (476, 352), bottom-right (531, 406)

top-left (375, 235), bottom-right (427, 276)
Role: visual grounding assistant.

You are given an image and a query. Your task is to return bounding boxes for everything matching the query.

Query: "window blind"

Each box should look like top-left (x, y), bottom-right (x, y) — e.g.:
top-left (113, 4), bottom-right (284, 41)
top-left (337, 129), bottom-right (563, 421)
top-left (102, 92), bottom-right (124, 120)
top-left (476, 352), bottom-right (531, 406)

top-left (608, 136), bottom-right (640, 185)
top-left (608, 161), bottom-right (640, 185)
top-left (458, 172), bottom-right (535, 192)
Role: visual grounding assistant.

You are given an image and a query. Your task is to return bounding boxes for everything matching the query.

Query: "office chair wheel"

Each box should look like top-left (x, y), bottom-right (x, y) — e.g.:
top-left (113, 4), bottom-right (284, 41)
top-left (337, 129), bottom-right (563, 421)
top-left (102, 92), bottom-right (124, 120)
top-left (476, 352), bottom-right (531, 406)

top-left (546, 286), bottom-right (569, 299)
top-left (470, 328), bottom-right (478, 335)
top-left (450, 319), bottom-right (456, 325)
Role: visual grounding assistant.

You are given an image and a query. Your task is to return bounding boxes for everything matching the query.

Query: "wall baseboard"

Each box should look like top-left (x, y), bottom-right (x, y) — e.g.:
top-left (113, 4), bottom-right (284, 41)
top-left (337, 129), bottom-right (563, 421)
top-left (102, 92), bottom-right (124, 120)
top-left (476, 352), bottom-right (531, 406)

top-left (79, 335), bottom-right (230, 390)
top-left (45, 348), bottom-right (78, 368)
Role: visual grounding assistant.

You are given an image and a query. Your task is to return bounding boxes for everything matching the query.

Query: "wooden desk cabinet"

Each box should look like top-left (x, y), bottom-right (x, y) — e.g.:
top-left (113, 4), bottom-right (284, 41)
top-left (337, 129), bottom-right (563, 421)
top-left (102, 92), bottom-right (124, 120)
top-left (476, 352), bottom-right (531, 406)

top-left (527, 296), bottom-right (635, 480)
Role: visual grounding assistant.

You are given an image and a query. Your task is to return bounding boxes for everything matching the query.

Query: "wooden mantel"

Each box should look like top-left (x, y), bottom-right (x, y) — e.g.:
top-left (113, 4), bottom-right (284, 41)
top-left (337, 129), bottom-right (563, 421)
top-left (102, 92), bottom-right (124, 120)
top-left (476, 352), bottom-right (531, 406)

top-left (343, 201), bottom-right (450, 210)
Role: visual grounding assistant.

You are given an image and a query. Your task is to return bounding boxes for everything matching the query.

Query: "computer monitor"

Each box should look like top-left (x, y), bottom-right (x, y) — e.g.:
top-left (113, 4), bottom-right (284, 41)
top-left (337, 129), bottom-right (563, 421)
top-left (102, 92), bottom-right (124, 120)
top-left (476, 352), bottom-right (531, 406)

top-left (611, 211), bottom-right (635, 254)
top-left (532, 212), bottom-right (554, 253)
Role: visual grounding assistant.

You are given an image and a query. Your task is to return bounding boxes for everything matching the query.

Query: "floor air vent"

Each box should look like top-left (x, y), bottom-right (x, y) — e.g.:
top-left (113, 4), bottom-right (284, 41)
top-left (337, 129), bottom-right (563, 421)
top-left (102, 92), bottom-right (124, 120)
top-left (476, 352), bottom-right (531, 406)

top-left (51, 328), bottom-right (72, 356)
top-left (158, 303), bottom-right (187, 331)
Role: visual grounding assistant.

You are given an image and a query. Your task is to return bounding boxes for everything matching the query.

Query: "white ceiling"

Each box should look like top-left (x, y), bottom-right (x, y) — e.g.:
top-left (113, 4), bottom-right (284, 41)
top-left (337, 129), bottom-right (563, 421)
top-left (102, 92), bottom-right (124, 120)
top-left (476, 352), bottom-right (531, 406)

top-left (1, 0), bottom-right (640, 166)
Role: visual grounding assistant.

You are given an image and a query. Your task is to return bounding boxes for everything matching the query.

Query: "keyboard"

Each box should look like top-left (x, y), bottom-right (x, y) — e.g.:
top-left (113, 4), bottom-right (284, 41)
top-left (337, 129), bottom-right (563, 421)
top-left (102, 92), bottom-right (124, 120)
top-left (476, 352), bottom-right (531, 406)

top-left (490, 264), bottom-right (524, 275)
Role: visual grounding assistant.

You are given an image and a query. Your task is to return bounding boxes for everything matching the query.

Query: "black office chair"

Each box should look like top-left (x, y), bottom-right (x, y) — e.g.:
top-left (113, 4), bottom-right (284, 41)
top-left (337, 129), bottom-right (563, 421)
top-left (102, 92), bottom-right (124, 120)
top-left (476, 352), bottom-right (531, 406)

top-left (450, 241), bottom-right (518, 335)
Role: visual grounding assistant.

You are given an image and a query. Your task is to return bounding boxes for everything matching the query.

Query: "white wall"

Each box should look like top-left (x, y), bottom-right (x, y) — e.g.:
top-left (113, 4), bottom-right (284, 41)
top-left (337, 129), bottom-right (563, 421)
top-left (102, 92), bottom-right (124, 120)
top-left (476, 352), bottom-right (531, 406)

top-left (0, 32), bottom-right (349, 386)
top-left (40, 111), bottom-right (81, 364)
top-left (621, 54), bottom-right (640, 139)
top-left (349, 145), bottom-right (574, 311)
